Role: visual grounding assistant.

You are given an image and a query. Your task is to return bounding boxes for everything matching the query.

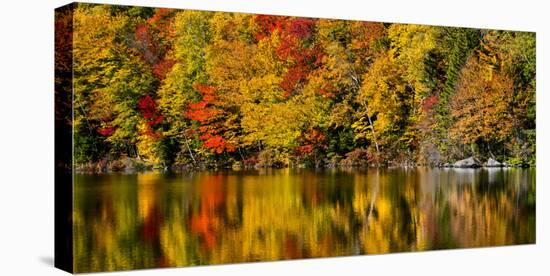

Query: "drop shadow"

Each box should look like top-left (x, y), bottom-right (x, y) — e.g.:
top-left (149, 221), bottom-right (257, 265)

top-left (39, 256), bottom-right (54, 267)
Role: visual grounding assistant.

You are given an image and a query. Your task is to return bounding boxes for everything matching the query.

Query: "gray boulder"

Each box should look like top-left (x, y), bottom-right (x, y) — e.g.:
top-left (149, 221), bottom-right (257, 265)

top-left (484, 158), bottom-right (503, 167)
top-left (502, 162), bottom-right (510, 167)
top-left (453, 157), bottom-right (481, 168)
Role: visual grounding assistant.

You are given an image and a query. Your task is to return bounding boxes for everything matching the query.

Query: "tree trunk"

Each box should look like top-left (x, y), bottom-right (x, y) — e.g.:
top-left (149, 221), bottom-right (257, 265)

top-left (487, 143), bottom-right (496, 159)
top-left (238, 147), bottom-right (245, 162)
top-left (183, 133), bottom-right (196, 164)
top-left (364, 105), bottom-right (380, 155)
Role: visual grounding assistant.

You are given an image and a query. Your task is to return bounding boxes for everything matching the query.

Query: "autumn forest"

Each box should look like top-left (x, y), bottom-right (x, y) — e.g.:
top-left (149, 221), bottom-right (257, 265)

top-left (59, 4), bottom-right (536, 171)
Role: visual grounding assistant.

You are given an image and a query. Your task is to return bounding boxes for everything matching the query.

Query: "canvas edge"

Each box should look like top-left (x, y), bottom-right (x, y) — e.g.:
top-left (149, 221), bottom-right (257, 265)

top-left (54, 2), bottom-right (76, 274)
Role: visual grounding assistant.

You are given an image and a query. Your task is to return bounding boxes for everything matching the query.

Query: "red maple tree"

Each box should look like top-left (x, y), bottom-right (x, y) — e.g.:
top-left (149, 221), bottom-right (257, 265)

top-left (295, 128), bottom-right (328, 155)
top-left (97, 125), bottom-right (116, 137)
top-left (186, 84), bottom-right (235, 154)
top-left (138, 95), bottom-right (163, 138)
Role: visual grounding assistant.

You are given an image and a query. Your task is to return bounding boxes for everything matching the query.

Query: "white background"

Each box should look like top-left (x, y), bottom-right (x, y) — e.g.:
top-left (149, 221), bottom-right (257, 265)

top-left (0, 0), bottom-right (548, 275)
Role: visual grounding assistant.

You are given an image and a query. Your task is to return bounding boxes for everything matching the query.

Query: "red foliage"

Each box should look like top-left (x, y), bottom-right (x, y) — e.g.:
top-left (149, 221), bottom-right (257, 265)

top-left (200, 134), bottom-right (236, 154)
top-left (134, 23), bottom-right (158, 65)
top-left (254, 16), bottom-right (323, 96)
top-left (287, 18), bottom-right (316, 40)
top-left (185, 84), bottom-right (222, 123)
top-left (296, 144), bottom-right (315, 154)
top-left (185, 84), bottom-right (236, 154)
top-left (144, 127), bottom-right (161, 139)
top-left (138, 95), bottom-right (163, 126)
top-left (295, 128), bottom-right (328, 155)
top-left (152, 58), bottom-right (175, 80)
top-left (279, 65), bottom-right (309, 96)
top-left (97, 125), bottom-right (115, 136)
top-left (135, 10), bottom-right (176, 80)
top-left (273, 18), bottom-right (323, 96)
top-left (138, 96), bottom-right (155, 119)
top-left (255, 16), bottom-right (316, 42)
top-left (138, 95), bottom-right (164, 139)
top-left (422, 94), bottom-right (439, 112)
top-left (148, 8), bottom-right (176, 43)
top-left (360, 22), bottom-right (385, 46)
top-left (278, 46), bottom-right (323, 96)
top-left (147, 8), bottom-right (174, 28)
top-left (276, 35), bottom-right (299, 60)
top-left (135, 24), bottom-right (150, 45)
top-left (253, 15), bottom-right (286, 40)
top-left (318, 89), bottom-right (334, 98)
top-left (318, 83), bottom-right (336, 98)
top-left (276, 33), bottom-right (323, 64)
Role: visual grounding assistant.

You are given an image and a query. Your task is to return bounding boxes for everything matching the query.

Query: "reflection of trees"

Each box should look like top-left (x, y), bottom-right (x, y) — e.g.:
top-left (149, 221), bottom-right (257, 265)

top-left (352, 169), bottom-right (429, 253)
top-left (190, 175), bottom-right (225, 251)
top-left (436, 169), bottom-right (535, 248)
top-left (73, 168), bottom-right (535, 272)
top-left (74, 174), bottom-right (158, 272)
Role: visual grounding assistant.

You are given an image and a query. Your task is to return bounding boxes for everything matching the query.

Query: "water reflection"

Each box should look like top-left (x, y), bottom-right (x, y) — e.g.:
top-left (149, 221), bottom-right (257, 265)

top-left (74, 168), bottom-right (535, 272)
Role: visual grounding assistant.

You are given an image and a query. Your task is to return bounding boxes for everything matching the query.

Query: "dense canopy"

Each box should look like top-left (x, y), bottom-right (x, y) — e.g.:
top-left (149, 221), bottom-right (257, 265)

top-left (68, 4), bottom-right (536, 170)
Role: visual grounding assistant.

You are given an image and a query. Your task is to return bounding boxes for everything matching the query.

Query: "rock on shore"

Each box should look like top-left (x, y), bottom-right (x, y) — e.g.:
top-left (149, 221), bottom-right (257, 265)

top-left (484, 158), bottom-right (503, 167)
top-left (453, 157), bottom-right (481, 168)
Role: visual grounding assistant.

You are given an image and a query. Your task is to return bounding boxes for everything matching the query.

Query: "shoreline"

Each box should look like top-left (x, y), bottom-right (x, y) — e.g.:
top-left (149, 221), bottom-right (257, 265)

top-left (74, 160), bottom-right (534, 174)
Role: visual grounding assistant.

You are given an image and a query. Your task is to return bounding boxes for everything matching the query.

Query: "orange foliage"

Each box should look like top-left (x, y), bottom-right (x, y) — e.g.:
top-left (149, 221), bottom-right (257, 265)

top-left (190, 175), bottom-right (226, 251)
top-left (186, 84), bottom-right (236, 154)
top-left (450, 56), bottom-right (514, 145)
top-left (253, 15), bottom-right (286, 40)
top-left (295, 128), bottom-right (328, 155)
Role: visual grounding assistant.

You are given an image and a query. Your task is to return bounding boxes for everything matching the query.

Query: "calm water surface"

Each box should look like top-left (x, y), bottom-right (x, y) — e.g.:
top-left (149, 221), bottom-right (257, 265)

top-left (74, 168), bottom-right (535, 272)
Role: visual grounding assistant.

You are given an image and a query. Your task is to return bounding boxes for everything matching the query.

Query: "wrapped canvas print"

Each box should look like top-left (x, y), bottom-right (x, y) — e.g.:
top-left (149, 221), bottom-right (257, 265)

top-left (55, 2), bottom-right (536, 273)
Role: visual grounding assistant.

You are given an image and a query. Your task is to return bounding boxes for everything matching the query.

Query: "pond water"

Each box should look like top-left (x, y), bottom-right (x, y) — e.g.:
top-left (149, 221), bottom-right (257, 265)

top-left (73, 168), bottom-right (535, 272)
